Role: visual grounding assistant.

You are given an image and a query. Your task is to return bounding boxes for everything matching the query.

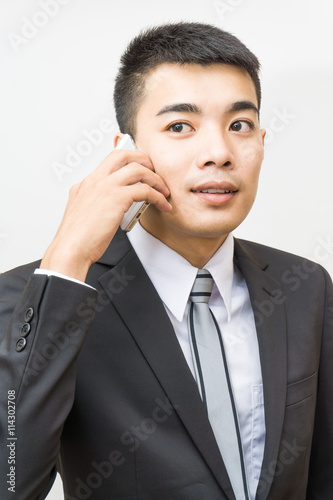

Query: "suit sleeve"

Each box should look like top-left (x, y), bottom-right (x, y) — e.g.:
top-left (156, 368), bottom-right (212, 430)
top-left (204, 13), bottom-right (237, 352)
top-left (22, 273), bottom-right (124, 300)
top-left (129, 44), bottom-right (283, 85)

top-left (0, 269), bottom-right (98, 500)
top-left (306, 267), bottom-right (333, 498)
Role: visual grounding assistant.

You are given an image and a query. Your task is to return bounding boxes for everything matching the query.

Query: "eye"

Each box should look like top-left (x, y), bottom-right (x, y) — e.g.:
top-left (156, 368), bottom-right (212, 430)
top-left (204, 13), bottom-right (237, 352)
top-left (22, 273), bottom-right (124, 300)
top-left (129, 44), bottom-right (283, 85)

top-left (230, 120), bottom-right (254, 133)
top-left (168, 122), bottom-right (193, 133)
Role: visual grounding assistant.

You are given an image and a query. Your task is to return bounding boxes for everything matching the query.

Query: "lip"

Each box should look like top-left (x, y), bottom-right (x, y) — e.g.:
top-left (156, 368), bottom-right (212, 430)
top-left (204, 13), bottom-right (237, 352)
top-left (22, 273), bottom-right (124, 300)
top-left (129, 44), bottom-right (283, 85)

top-left (191, 181), bottom-right (238, 206)
top-left (191, 181), bottom-right (238, 192)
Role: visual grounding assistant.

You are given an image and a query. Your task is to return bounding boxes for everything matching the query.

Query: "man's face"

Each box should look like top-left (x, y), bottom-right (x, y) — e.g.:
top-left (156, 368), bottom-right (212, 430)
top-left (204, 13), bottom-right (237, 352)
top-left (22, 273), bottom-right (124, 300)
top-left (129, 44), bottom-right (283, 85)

top-left (134, 63), bottom-right (265, 248)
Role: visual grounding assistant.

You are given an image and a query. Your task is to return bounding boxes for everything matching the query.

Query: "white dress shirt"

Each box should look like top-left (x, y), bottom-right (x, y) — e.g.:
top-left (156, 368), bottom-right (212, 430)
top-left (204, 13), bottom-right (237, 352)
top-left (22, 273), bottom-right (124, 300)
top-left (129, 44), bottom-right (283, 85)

top-left (36, 225), bottom-right (265, 499)
top-left (128, 224), bottom-right (265, 499)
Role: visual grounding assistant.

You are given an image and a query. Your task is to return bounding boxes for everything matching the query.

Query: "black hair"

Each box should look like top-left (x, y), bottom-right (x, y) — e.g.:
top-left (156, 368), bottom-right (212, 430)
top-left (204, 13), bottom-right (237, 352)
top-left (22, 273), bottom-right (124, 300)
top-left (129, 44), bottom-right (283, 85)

top-left (114, 22), bottom-right (261, 137)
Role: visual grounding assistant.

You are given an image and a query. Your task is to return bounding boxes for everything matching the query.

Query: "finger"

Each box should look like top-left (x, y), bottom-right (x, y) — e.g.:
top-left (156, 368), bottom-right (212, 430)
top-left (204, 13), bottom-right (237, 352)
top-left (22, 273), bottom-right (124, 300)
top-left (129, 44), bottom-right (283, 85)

top-left (109, 164), bottom-right (170, 198)
top-left (90, 149), bottom-right (154, 181)
top-left (123, 183), bottom-right (172, 213)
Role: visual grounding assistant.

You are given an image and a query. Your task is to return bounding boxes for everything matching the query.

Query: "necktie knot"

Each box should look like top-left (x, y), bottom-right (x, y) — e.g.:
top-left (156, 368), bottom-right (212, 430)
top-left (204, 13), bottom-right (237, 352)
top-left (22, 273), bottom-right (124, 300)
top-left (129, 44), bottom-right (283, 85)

top-left (190, 269), bottom-right (214, 304)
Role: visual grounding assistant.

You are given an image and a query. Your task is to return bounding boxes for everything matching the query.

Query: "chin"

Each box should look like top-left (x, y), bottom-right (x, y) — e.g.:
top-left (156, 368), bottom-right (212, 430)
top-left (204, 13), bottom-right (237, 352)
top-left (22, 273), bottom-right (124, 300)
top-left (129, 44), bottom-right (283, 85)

top-left (170, 218), bottom-right (241, 239)
top-left (142, 206), bottom-right (248, 240)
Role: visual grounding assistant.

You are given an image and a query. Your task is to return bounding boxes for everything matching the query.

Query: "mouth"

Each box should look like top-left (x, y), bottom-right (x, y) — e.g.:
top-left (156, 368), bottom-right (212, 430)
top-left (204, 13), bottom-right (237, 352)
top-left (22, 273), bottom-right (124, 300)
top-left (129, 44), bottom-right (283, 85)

top-left (191, 189), bottom-right (235, 194)
top-left (190, 182), bottom-right (238, 205)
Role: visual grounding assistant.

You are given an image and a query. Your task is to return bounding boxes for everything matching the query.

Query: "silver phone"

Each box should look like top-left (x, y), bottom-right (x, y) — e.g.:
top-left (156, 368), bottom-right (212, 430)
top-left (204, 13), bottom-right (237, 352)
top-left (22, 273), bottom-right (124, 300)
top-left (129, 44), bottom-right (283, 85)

top-left (116, 134), bottom-right (150, 232)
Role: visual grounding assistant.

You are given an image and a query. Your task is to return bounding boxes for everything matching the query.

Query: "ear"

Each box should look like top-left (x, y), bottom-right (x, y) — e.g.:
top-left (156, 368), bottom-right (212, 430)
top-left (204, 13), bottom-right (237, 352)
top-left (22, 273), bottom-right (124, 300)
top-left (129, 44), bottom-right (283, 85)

top-left (260, 128), bottom-right (266, 146)
top-left (113, 133), bottom-right (125, 149)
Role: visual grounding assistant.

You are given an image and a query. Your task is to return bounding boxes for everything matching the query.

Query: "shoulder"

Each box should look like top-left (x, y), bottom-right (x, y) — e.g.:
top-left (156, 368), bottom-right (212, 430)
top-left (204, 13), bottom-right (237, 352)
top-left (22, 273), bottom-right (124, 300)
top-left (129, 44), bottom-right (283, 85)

top-left (234, 237), bottom-right (332, 289)
top-left (235, 237), bottom-right (310, 264)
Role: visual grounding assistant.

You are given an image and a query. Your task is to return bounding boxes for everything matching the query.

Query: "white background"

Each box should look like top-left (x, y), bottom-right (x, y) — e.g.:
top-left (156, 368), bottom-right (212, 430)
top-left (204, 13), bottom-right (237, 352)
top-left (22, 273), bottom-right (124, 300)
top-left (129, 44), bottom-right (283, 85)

top-left (1, 0), bottom-right (332, 498)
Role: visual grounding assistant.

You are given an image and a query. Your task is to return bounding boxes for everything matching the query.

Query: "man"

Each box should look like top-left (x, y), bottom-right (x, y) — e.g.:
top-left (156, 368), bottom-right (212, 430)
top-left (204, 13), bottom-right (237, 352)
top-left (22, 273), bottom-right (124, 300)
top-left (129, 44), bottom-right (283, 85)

top-left (0, 22), bottom-right (332, 500)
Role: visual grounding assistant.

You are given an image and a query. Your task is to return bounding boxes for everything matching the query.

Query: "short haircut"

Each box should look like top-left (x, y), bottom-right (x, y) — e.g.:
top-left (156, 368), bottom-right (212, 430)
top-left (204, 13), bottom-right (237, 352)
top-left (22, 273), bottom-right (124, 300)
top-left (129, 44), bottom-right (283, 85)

top-left (114, 22), bottom-right (261, 138)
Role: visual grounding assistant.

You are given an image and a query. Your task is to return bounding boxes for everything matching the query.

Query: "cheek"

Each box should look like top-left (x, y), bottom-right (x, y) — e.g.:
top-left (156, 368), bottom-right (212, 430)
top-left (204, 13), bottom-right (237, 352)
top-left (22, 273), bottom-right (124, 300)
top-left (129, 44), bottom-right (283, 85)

top-left (150, 150), bottom-right (188, 189)
top-left (239, 140), bottom-right (264, 164)
top-left (238, 142), bottom-right (263, 180)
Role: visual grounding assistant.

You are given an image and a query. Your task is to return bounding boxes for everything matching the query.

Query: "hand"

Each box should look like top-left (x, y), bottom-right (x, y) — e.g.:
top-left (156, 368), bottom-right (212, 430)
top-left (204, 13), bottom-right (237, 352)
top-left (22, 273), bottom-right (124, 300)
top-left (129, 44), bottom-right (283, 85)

top-left (40, 149), bottom-right (171, 281)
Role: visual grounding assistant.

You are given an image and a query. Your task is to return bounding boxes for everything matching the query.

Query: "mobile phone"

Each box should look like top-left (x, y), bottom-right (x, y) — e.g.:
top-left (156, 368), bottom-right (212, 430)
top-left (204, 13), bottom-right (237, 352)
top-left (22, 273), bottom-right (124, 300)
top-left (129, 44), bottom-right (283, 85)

top-left (116, 134), bottom-right (150, 232)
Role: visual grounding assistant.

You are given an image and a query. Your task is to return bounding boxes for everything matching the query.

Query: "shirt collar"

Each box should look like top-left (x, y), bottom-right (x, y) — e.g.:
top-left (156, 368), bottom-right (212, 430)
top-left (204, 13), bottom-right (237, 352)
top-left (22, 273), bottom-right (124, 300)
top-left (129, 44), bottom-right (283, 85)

top-left (127, 224), bottom-right (234, 322)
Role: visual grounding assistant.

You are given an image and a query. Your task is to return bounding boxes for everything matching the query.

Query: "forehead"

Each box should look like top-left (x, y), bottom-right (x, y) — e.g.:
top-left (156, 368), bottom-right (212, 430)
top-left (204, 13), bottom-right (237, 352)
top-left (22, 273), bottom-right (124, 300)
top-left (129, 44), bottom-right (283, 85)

top-left (138, 62), bottom-right (258, 115)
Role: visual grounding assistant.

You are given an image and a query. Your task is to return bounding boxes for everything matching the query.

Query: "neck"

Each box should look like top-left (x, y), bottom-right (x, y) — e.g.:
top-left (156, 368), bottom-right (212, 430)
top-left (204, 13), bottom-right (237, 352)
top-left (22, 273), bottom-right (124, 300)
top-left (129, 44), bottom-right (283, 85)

top-left (140, 220), bottom-right (229, 269)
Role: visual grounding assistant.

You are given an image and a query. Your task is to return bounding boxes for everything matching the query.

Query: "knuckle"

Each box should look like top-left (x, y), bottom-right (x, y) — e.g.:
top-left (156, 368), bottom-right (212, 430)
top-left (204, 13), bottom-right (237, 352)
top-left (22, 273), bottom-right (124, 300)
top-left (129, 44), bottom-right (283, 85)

top-left (140, 184), bottom-right (151, 198)
top-left (69, 183), bottom-right (80, 195)
top-left (80, 176), bottom-right (93, 189)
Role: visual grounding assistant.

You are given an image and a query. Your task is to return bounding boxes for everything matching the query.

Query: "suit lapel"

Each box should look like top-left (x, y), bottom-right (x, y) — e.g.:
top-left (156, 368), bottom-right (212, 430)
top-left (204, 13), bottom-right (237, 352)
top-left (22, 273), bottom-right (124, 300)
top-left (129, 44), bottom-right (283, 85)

top-left (97, 230), bottom-right (235, 499)
top-left (96, 232), bottom-right (288, 499)
top-left (234, 239), bottom-right (288, 499)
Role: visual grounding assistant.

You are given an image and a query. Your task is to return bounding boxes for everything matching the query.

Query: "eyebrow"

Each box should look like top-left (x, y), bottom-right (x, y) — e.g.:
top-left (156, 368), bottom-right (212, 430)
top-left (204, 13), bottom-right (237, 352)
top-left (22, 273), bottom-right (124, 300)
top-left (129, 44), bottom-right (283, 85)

top-left (156, 103), bottom-right (201, 116)
top-left (225, 100), bottom-right (259, 115)
top-left (156, 100), bottom-right (258, 117)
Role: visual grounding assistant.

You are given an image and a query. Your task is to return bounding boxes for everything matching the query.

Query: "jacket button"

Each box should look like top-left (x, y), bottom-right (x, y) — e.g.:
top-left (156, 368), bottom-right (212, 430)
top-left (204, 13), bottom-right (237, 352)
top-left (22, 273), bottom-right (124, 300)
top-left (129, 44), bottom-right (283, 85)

top-left (21, 323), bottom-right (31, 337)
top-left (16, 338), bottom-right (27, 352)
top-left (24, 307), bottom-right (34, 322)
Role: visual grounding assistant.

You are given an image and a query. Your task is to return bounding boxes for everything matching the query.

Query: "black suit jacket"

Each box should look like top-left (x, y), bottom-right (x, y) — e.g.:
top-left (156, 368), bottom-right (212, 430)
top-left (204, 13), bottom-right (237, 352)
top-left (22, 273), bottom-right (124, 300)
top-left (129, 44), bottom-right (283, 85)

top-left (0, 231), bottom-right (332, 499)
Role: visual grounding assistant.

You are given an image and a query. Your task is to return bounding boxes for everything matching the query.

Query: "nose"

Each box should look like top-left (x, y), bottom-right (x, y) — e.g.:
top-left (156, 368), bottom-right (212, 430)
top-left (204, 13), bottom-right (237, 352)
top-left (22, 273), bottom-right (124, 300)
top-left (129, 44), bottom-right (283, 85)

top-left (195, 131), bottom-right (234, 169)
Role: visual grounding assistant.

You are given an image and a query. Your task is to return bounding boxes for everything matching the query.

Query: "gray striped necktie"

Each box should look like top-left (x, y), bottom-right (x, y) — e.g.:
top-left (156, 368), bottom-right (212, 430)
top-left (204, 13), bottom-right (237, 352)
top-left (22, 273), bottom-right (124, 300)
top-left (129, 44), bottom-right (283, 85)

top-left (188, 269), bottom-right (249, 500)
